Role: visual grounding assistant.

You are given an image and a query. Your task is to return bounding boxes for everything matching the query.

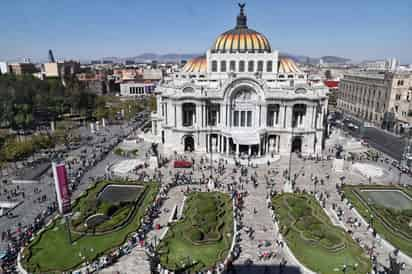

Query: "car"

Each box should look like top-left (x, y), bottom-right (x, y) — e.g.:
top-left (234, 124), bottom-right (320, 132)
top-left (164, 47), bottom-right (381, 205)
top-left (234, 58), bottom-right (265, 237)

top-left (174, 160), bottom-right (192, 168)
top-left (361, 139), bottom-right (369, 146)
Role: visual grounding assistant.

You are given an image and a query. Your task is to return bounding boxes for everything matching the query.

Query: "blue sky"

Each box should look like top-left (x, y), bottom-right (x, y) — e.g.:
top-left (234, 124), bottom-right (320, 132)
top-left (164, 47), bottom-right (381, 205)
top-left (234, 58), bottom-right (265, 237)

top-left (1, 0), bottom-right (411, 63)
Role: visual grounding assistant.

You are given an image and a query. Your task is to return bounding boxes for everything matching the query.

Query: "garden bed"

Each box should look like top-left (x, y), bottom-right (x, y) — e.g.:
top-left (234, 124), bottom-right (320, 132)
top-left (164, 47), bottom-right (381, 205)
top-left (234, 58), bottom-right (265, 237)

top-left (343, 184), bottom-right (412, 257)
top-left (20, 181), bottom-right (159, 273)
top-left (157, 192), bottom-right (233, 273)
top-left (272, 193), bottom-right (371, 274)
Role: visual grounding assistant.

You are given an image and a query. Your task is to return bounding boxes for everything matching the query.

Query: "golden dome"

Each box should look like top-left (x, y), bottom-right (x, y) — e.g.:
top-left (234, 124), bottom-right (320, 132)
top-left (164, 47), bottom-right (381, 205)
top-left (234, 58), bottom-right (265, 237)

top-left (182, 56), bottom-right (207, 73)
top-left (212, 29), bottom-right (271, 53)
top-left (211, 4), bottom-right (271, 53)
top-left (278, 57), bottom-right (302, 74)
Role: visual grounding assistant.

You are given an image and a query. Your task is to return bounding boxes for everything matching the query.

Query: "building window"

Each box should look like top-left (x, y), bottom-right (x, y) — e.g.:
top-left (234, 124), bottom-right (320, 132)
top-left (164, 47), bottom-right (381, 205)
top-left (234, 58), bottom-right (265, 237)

top-left (211, 60), bottom-right (218, 72)
top-left (234, 111), bottom-right (239, 127)
top-left (257, 61), bottom-right (263, 72)
top-left (248, 61), bottom-right (254, 72)
top-left (182, 103), bottom-right (196, 127)
top-left (247, 111), bottom-right (252, 127)
top-left (230, 61), bottom-right (236, 72)
top-left (397, 80), bottom-right (404, 86)
top-left (266, 61), bottom-right (273, 72)
top-left (239, 61), bottom-right (245, 72)
top-left (208, 104), bottom-right (219, 126)
top-left (267, 104), bottom-right (279, 126)
top-left (240, 111), bottom-right (246, 127)
top-left (220, 61), bottom-right (227, 72)
top-left (395, 94), bottom-right (401, 100)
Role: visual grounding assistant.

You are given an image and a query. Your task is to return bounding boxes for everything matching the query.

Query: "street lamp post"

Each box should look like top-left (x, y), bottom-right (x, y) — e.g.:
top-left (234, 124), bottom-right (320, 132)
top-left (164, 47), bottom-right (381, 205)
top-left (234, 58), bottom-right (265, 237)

top-left (288, 124), bottom-right (294, 183)
top-left (342, 257), bottom-right (358, 274)
top-left (206, 98), bottom-right (213, 180)
top-left (398, 126), bottom-right (412, 185)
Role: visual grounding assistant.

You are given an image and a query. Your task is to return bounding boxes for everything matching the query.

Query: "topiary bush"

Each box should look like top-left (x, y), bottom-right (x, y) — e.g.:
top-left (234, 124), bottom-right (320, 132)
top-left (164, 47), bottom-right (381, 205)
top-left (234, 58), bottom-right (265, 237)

top-left (187, 228), bottom-right (204, 242)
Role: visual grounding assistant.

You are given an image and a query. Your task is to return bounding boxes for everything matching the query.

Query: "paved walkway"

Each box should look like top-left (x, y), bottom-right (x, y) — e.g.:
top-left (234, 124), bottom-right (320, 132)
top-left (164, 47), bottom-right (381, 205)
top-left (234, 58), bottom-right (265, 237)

top-left (229, 165), bottom-right (314, 274)
top-left (101, 185), bottom-right (189, 274)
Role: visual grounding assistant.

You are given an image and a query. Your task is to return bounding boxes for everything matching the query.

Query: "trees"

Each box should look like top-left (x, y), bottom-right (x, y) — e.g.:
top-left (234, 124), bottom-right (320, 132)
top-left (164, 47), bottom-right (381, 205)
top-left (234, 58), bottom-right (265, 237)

top-left (325, 70), bottom-right (333, 80)
top-left (13, 104), bottom-right (33, 130)
top-left (0, 74), bottom-right (98, 130)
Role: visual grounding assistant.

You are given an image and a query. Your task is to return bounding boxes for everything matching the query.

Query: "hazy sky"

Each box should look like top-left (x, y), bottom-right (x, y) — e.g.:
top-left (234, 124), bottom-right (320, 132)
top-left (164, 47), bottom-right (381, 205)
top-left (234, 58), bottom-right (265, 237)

top-left (1, 0), bottom-right (411, 63)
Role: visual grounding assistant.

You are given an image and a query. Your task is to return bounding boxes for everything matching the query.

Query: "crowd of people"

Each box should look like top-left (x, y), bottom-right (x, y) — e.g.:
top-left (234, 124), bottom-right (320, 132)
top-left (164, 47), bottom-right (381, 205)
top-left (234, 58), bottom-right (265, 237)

top-left (0, 122), bottom-right (141, 273)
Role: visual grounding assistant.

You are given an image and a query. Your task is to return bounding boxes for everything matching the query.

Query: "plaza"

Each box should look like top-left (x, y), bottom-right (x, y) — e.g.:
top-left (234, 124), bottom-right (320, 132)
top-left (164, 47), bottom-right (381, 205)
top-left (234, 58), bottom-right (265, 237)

top-left (0, 115), bottom-right (409, 273)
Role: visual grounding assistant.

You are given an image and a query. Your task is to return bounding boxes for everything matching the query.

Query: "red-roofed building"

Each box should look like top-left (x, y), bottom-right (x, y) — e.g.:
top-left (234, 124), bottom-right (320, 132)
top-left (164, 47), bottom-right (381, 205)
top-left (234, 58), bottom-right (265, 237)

top-left (324, 80), bottom-right (339, 112)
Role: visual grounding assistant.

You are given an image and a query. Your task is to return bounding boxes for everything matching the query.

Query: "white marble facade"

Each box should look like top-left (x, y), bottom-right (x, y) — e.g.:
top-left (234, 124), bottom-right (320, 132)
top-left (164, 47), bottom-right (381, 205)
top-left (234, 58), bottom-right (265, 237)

top-left (150, 5), bottom-right (328, 159)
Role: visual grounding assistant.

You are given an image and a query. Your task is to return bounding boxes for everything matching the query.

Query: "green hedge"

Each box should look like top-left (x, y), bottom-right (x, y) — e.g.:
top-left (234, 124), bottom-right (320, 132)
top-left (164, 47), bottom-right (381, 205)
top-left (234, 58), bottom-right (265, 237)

top-left (273, 193), bottom-right (371, 274)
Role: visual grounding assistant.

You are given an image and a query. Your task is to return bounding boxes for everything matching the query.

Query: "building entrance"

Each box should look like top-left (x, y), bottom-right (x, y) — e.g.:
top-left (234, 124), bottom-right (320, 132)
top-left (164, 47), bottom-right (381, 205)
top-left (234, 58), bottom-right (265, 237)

top-left (291, 136), bottom-right (302, 153)
top-left (184, 136), bottom-right (195, 152)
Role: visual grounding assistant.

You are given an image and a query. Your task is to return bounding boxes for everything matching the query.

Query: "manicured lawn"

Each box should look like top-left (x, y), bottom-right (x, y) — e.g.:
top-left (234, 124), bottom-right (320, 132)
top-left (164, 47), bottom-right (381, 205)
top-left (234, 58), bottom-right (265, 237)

top-left (70, 179), bottom-right (144, 233)
top-left (343, 184), bottom-right (412, 257)
top-left (21, 182), bottom-right (159, 273)
top-left (113, 147), bottom-right (138, 157)
top-left (273, 193), bottom-right (371, 274)
top-left (157, 192), bottom-right (233, 273)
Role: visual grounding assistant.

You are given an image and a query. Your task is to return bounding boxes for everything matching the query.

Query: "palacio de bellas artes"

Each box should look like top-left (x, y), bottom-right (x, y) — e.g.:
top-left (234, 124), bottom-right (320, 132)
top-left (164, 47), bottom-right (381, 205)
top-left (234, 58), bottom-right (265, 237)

top-left (149, 4), bottom-right (329, 162)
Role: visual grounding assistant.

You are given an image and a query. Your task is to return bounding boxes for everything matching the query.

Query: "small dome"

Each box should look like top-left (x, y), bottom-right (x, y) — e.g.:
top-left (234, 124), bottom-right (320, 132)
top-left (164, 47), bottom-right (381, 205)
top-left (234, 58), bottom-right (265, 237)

top-left (211, 4), bottom-right (271, 53)
top-left (278, 58), bottom-right (302, 74)
top-left (182, 56), bottom-right (207, 73)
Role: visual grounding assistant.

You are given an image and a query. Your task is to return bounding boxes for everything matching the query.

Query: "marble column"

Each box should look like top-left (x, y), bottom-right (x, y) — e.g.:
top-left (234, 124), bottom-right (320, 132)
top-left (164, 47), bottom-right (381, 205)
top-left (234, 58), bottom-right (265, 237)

top-left (206, 134), bottom-right (209, 153)
top-left (277, 135), bottom-right (280, 153)
top-left (217, 135), bottom-right (221, 153)
top-left (226, 137), bottom-right (229, 155)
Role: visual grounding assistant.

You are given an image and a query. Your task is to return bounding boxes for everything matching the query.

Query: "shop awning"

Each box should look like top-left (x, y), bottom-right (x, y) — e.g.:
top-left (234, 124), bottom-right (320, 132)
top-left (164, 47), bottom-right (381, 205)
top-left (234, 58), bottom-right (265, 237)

top-left (231, 131), bottom-right (260, 145)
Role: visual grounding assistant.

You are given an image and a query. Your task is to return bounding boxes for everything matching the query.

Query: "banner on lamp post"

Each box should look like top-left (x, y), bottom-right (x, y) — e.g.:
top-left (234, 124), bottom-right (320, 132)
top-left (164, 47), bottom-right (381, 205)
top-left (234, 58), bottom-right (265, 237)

top-left (52, 162), bottom-right (71, 215)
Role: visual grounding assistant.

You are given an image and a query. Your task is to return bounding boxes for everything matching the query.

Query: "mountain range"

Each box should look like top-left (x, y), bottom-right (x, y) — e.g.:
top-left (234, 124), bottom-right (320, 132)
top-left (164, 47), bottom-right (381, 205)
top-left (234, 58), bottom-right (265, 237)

top-left (99, 53), bottom-right (350, 64)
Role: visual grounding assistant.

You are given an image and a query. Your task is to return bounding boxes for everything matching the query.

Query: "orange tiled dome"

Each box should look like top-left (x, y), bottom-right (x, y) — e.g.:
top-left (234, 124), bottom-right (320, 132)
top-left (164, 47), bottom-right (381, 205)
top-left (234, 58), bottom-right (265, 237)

top-left (278, 57), bottom-right (302, 73)
top-left (182, 56), bottom-right (207, 73)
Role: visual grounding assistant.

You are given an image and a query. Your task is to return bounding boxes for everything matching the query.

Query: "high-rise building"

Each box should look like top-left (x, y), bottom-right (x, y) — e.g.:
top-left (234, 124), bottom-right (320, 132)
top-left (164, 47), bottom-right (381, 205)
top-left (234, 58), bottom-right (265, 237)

top-left (43, 61), bottom-right (80, 78)
top-left (0, 62), bottom-right (9, 74)
top-left (48, 49), bottom-right (56, 63)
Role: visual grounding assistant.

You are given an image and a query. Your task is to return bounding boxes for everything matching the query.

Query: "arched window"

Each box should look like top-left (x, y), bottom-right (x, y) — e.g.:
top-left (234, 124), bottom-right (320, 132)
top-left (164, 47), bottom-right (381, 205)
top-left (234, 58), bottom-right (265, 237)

top-left (220, 61), bottom-right (227, 72)
top-left (266, 61), bottom-right (273, 72)
top-left (257, 61), bottom-right (264, 72)
top-left (182, 103), bottom-right (196, 127)
top-left (239, 61), bottom-right (245, 72)
top-left (230, 60), bottom-right (236, 72)
top-left (248, 61), bottom-right (254, 72)
top-left (211, 60), bottom-right (218, 72)
top-left (292, 104), bottom-right (307, 128)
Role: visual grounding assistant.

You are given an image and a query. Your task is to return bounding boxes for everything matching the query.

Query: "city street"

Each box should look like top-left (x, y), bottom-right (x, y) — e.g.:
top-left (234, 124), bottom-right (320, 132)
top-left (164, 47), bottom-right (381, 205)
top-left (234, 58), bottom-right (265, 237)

top-left (0, 121), bottom-right (141, 252)
top-left (335, 114), bottom-right (408, 161)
